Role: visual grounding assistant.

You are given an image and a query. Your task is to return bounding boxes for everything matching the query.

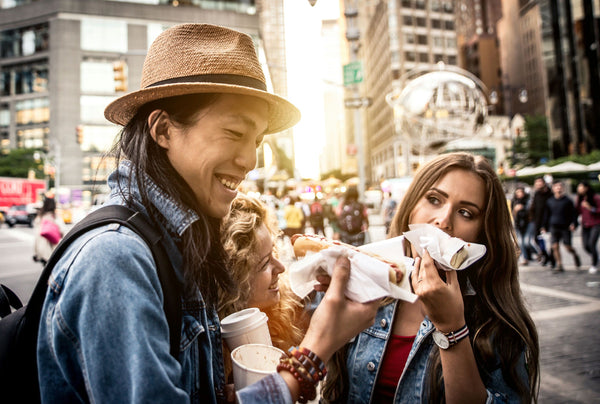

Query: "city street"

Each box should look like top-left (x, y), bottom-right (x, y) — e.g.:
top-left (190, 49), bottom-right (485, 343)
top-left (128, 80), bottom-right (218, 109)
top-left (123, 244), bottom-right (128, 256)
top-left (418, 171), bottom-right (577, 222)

top-left (1, 213), bottom-right (599, 402)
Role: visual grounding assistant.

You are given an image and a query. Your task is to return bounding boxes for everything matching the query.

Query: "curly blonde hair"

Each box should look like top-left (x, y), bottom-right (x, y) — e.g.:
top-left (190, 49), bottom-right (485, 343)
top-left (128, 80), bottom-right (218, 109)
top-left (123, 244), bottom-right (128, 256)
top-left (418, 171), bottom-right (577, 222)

top-left (219, 193), bottom-right (307, 351)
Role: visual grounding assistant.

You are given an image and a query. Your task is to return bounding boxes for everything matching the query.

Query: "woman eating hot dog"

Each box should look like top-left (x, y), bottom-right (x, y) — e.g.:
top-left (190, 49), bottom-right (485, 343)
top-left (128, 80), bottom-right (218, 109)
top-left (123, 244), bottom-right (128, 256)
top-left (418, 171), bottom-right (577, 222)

top-left (320, 152), bottom-right (540, 403)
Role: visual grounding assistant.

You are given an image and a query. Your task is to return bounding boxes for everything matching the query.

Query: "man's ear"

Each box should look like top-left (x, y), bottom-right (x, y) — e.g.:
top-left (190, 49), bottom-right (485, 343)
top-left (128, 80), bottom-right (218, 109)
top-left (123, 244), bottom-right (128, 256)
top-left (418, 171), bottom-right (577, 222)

top-left (148, 110), bottom-right (171, 149)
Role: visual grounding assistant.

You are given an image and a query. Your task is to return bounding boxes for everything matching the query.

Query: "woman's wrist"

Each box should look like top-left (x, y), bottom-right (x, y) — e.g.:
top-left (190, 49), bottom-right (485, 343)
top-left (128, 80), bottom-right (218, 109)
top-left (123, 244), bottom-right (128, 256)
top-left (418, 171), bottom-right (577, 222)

top-left (432, 318), bottom-right (466, 334)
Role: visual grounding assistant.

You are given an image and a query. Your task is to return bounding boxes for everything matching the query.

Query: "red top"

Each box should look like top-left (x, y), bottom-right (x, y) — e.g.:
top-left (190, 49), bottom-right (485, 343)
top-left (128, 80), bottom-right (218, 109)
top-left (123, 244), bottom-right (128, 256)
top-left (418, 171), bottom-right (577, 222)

top-left (372, 334), bottom-right (416, 403)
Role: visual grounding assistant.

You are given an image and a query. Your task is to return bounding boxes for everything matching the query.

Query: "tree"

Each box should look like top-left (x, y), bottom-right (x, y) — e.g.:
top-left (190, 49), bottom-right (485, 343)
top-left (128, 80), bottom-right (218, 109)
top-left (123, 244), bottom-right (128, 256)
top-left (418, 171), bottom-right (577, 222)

top-left (0, 148), bottom-right (43, 178)
top-left (513, 115), bottom-right (551, 166)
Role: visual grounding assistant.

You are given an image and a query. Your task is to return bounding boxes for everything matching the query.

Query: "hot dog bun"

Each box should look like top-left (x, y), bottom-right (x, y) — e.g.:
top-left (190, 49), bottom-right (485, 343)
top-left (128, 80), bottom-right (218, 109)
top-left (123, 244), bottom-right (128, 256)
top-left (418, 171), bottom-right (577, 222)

top-left (290, 234), bottom-right (404, 284)
top-left (449, 246), bottom-right (469, 269)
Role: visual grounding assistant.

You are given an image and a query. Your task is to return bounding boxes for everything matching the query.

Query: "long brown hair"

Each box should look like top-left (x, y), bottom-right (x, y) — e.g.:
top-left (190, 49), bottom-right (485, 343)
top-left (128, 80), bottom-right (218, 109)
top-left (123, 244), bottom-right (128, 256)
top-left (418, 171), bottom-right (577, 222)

top-left (110, 93), bottom-right (235, 305)
top-left (323, 152), bottom-right (539, 403)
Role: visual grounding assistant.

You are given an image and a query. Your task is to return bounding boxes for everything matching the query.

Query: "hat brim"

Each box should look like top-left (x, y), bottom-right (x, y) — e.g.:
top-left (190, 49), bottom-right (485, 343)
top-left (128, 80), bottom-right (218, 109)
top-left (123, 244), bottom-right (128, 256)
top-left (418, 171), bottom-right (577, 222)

top-left (104, 83), bottom-right (301, 134)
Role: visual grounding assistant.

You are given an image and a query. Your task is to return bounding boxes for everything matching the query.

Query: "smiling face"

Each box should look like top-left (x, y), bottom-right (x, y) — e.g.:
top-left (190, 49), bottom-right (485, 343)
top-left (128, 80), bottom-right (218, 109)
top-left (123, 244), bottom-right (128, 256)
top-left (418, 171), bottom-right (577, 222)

top-left (155, 93), bottom-right (269, 218)
top-left (409, 168), bottom-right (486, 243)
top-left (247, 223), bottom-right (285, 310)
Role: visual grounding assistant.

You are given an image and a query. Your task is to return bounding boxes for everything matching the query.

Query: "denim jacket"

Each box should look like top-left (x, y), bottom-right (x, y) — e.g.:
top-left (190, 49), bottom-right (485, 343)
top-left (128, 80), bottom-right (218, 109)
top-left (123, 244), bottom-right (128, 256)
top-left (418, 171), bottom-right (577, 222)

top-left (344, 301), bottom-right (528, 403)
top-left (37, 161), bottom-right (292, 404)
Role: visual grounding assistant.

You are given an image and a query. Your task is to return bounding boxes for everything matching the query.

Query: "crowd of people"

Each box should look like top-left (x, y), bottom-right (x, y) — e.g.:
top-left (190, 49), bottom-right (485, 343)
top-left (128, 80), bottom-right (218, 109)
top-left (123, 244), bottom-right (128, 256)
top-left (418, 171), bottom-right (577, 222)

top-left (26, 22), bottom-right (598, 404)
top-left (264, 185), bottom-right (372, 249)
top-left (510, 176), bottom-right (598, 274)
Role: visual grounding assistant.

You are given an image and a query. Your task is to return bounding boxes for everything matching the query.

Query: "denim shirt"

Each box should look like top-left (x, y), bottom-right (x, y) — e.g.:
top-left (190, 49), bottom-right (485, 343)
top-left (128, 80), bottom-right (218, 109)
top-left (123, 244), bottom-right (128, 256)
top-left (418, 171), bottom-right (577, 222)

top-left (344, 301), bottom-right (528, 404)
top-left (37, 161), bottom-right (292, 404)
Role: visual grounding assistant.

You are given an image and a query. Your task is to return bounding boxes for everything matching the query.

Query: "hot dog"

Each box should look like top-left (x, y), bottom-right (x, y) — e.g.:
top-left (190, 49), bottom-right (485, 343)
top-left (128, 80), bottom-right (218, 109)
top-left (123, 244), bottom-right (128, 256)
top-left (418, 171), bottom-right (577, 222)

top-left (290, 234), bottom-right (405, 284)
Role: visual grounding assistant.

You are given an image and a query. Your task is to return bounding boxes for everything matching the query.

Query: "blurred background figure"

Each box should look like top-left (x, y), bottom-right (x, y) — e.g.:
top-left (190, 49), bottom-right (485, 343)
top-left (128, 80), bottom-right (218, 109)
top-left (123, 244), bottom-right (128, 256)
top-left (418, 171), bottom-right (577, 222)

top-left (32, 195), bottom-right (65, 266)
top-left (511, 186), bottom-right (533, 265)
top-left (543, 180), bottom-right (581, 273)
top-left (575, 181), bottom-right (600, 274)
top-left (337, 186), bottom-right (369, 246)
top-left (381, 191), bottom-right (397, 236)
top-left (309, 196), bottom-right (325, 236)
top-left (283, 195), bottom-right (304, 240)
top-left (530, 176), bottom-right (555, 267)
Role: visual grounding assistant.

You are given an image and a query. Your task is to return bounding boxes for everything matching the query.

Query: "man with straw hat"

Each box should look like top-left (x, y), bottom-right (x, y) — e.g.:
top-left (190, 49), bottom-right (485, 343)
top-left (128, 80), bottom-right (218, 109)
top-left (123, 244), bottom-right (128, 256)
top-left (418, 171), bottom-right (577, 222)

top-left (36, 24), bottom-right (379, 403)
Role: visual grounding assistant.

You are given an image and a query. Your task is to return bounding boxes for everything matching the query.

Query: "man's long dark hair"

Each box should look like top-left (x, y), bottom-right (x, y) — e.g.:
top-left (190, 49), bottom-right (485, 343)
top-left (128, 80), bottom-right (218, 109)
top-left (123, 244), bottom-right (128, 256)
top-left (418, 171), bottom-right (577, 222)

top-left (110, 93), bottom-right (235, 305)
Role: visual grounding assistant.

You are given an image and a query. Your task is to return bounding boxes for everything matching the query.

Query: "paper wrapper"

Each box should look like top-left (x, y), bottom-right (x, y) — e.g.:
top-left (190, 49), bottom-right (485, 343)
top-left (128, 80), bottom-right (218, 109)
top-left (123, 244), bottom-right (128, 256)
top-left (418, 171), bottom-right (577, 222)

top-left (289, 237), bottom-right (416, 303)
top-left (403, 224), bottom-right (486, 271)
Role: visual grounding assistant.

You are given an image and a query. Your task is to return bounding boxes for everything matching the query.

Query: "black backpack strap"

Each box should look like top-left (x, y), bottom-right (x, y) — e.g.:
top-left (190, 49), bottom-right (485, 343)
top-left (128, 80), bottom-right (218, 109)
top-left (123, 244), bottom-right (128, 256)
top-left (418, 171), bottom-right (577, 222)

top-left (0, 285), bottom-right (23, 317)
top-left (25, 205), bottom-right (182, 358)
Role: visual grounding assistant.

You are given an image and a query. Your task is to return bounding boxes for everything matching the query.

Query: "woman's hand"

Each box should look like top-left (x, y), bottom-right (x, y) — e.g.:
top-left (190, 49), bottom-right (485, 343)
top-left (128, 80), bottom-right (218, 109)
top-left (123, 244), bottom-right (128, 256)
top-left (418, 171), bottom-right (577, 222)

top-left (410, 249), bottom-right (465, 332)
top-left (300, 256), bottom-right (380, 363)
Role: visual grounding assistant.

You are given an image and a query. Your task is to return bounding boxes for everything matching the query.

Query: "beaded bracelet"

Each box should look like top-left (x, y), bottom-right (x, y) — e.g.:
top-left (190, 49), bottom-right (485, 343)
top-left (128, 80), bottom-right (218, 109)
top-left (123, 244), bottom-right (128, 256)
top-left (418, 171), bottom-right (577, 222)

top-left (288, 346), bottom-right (327, 381)
top-left (296, 346), bottom-right (326, 376)
top-left (277, 357), bottom-right (316, 403)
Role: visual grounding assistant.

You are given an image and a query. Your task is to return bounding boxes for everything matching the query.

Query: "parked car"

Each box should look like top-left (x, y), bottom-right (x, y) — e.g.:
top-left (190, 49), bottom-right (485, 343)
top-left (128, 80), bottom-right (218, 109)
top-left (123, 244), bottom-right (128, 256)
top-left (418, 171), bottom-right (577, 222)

top-left (5, 204), bottom-right (36, 227)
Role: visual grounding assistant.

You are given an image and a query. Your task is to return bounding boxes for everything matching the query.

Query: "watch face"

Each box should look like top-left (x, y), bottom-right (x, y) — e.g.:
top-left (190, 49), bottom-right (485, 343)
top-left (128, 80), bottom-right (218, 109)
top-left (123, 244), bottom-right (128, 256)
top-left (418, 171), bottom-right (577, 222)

top-left (433, 330), bottom-right (450, 349)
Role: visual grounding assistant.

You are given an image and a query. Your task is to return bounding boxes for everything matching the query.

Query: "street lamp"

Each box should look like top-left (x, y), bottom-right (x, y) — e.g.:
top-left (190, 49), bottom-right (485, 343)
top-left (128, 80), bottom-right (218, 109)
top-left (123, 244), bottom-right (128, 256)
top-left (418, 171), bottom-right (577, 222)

top-left (490, 84), bottom-right (528, 167)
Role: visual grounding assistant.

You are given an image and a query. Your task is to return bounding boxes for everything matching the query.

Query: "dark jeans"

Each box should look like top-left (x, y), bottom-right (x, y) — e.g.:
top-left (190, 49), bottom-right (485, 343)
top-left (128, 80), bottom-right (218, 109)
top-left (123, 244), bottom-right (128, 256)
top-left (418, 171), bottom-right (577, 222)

top-left (340, 231), bottom-right (366, 247)
top-left (581, 225), bottom-right (600, 266)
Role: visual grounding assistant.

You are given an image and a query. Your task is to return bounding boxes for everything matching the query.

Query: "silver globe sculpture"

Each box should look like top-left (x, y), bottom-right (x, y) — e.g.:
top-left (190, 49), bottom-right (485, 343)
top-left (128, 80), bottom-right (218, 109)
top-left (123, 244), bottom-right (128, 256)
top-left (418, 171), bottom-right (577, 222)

top-left (386, 63), bottom-right (490, 154)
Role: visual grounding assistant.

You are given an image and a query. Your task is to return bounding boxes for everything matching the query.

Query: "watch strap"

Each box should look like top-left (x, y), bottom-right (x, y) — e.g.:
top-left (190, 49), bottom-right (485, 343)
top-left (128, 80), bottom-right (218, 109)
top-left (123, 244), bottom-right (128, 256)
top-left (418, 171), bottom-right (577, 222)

top-left (442, 324), bottom-right (469, 346)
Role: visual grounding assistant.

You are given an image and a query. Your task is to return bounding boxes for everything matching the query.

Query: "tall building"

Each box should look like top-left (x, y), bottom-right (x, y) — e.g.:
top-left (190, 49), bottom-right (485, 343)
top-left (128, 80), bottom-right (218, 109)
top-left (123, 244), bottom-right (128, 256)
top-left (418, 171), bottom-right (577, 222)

top-left (0, 0), bottom-right (261, 204)
top-left (358, 0), bottom-right (459, 181)
top-left (456, 0), bottom-right (502, 112)
top-left (256, 0), bottom-right (297, 191)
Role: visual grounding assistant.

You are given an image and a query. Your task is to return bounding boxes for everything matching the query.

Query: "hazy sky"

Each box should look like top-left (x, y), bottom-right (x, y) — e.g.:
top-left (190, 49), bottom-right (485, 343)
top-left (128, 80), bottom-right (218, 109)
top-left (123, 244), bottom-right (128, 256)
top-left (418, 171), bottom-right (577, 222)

top-left (284, 0), bottom-right (340, 180)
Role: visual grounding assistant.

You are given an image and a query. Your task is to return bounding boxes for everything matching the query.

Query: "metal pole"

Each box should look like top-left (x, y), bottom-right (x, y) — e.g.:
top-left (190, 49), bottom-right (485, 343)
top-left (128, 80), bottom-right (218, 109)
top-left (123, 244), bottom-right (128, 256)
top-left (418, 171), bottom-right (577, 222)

top-left (345, 1), bottom-right (366, 198)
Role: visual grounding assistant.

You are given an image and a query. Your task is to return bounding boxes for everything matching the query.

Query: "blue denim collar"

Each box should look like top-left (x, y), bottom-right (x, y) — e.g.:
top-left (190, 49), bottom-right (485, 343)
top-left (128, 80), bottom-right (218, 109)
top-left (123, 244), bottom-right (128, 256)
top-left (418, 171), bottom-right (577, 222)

top-left (107, 160), bottom-right (199, 237)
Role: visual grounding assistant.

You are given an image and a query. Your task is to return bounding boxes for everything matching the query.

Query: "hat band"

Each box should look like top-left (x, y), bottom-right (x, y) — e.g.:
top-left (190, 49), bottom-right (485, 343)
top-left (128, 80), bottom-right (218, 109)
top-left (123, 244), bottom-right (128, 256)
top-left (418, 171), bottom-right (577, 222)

top-left (147, 74), bottom-right (267, 91)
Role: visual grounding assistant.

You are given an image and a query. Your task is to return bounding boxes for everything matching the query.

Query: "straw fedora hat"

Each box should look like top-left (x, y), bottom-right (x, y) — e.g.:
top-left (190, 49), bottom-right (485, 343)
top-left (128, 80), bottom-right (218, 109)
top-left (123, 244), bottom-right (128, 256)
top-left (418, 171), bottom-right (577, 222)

top-left (104, 23), bottom-right (300, 134)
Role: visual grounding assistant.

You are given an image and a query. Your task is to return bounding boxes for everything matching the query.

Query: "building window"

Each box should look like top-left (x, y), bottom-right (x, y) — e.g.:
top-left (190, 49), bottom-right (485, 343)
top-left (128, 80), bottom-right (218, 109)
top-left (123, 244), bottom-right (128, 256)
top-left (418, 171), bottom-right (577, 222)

top-left (404, 32), bottom-right (415, 44)
top-left (78, 125), bottom-right (120, 153)
top-left (17, 127), bottom-right (48, 149)
top-left (417, 35), bottom-right (427, 45)
top-left (403, 15), bottom-right (413, 26)
top-left (0, 104), bottom-right (9, 127)
top-left (0, 23), bottom-right (49, 58)
top-left (445, 20), bottom-right (455, 30)
top-left (418, 53), bottom-right (429, 62)
top-left (81, 95), bottom-right (117, 124)
top-left (81, 19), bottom-right (127, 53)
top-left (0, 69), bottom-right (10, 96)
top-left (416, 17), bottom-right (426, 27)
top-left (15, 98), bottom-right (50, 125)
top-left (2, 61), bottom-right (49, 96)
top-left (81, 61), bottom-right (119, 94)
top-left (0, 131), bottom-right (8, 151)
top-left (405, 51), bottom-right (416, 62)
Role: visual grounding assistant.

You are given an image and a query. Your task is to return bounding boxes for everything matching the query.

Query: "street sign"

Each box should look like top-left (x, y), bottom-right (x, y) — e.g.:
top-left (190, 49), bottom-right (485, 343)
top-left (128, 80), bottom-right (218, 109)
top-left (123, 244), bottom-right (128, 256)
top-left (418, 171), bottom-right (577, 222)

top-left (343, 61), bottom-right (363, 86)
top-left (344, 97), bottom-right (372, 109)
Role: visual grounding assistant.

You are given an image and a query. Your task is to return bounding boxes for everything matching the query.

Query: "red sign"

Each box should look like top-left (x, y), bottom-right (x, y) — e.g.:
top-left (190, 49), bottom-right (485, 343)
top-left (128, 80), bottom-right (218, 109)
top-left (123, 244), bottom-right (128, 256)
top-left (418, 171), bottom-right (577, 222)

top-left (0, 177), bottom-right (46, 208)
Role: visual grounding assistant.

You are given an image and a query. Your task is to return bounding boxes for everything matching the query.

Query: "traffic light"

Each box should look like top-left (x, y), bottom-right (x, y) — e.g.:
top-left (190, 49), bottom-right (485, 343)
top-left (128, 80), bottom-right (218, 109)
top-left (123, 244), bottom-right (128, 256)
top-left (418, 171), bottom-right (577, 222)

top-left (113, 60), bottom-right (128, 92)
top-left (76, 125), bottom-right (84, 144)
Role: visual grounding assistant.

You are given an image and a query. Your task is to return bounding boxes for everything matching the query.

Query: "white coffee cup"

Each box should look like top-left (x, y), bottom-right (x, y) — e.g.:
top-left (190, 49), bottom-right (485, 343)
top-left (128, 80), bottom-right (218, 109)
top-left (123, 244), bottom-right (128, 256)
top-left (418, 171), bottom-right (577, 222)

top-left (221, 308), bottom-right (272, 351)
top-left (231, 343), bottom-right (285, 391)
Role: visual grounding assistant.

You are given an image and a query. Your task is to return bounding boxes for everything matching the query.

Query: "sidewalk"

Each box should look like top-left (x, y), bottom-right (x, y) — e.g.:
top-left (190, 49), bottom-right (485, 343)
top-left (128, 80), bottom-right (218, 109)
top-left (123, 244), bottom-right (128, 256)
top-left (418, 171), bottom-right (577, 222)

top-left (520, 261), bottom-right (600, 403)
